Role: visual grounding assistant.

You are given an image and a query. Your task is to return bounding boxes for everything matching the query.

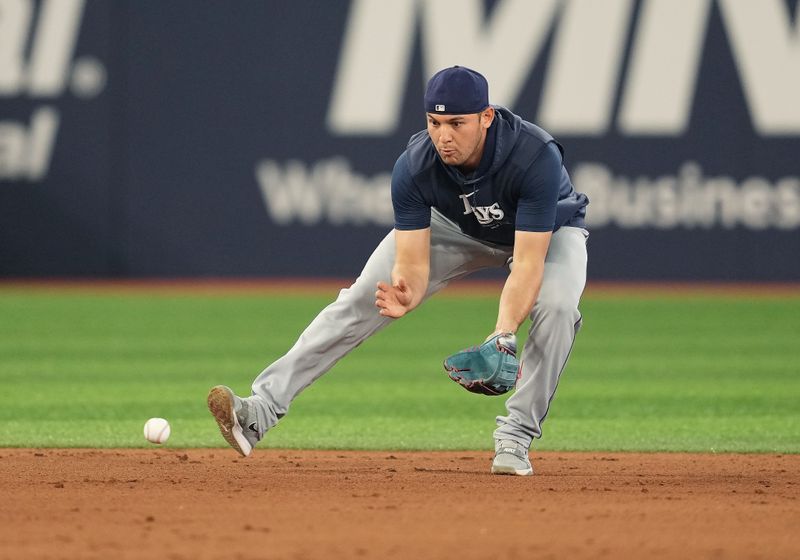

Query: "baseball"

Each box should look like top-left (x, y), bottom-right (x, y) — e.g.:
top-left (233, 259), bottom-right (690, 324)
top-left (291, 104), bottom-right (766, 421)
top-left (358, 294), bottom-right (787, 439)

top-left (143, 417), bottom-right (171, 444)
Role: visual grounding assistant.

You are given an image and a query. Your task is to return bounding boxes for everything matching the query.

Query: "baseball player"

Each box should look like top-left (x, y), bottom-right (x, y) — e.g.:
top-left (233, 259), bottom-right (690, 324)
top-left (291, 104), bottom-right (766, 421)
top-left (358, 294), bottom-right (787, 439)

top-left (209, 66), bottom-right (589, 476)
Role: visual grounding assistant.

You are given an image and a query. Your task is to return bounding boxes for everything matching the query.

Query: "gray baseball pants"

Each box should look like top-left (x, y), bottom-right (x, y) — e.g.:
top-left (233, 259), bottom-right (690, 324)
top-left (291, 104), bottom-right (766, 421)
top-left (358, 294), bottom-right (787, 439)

top-left (248, 209), bottom-right (588, 449)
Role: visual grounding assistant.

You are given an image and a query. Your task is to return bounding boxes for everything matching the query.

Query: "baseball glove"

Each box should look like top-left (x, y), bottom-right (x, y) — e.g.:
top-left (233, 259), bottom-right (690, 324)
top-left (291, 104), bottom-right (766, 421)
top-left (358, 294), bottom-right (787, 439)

top-left (443, 333), bottom-right (520, 395)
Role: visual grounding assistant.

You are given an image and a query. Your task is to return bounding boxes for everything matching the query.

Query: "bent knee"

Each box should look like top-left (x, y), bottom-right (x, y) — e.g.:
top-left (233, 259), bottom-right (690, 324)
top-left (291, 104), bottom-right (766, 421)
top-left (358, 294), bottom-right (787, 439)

top-left (532, 293), bottom-right (580, 320)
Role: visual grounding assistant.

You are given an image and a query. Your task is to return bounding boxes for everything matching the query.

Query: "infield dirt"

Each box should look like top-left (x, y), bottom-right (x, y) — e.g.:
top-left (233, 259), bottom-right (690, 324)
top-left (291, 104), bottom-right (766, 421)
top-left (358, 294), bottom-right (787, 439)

top-left (1, 449), bottom-right (798, 559)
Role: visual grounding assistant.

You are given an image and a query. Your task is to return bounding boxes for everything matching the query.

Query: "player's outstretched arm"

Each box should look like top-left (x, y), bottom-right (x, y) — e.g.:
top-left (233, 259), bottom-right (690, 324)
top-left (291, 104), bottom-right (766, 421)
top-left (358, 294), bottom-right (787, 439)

top-left (376, 228), bottom-right (430, 318)
top-left (492, 230), bottom-right (551, 335)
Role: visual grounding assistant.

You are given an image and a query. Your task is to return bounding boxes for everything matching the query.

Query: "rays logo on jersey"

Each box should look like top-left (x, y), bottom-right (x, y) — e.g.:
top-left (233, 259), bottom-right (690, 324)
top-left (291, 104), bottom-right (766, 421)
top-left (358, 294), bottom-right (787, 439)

top-left (459, 192), bottom-right (505, 226)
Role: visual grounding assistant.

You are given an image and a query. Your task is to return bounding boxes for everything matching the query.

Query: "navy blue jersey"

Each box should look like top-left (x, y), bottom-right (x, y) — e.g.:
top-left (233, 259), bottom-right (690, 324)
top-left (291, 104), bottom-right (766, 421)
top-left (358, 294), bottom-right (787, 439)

top-left (391, 106), bottom-right (588, 246)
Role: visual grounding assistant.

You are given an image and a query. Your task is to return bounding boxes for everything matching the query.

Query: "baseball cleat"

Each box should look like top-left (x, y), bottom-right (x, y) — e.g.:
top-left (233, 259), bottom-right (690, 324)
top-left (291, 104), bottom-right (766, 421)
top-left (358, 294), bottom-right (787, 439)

top-left (207, 385), bottom-right (259, 457)
top-left (491, 439), bottom-right (534, 476)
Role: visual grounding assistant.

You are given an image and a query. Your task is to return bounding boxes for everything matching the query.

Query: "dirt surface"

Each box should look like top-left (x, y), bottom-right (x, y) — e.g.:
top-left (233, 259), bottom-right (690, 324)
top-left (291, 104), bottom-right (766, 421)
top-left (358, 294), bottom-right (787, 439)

top-left (1, 450), bottom-right (798, 560)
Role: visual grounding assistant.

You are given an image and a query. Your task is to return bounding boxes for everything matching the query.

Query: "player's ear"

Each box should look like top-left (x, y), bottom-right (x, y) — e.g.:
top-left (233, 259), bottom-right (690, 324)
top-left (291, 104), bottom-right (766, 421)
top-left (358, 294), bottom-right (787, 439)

top-left (481, 107), bottom-right (495, 129)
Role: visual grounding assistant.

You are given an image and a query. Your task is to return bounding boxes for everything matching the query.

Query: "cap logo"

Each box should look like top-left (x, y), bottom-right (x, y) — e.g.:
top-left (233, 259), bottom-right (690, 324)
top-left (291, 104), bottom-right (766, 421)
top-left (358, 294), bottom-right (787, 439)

top-left (435, 104), bottom-right (445, 112)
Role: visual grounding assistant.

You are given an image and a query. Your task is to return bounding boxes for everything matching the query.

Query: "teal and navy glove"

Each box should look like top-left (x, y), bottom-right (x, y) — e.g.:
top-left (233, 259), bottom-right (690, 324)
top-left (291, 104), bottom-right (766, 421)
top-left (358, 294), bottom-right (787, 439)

top-left (443, 333), bottom-right (520, 396)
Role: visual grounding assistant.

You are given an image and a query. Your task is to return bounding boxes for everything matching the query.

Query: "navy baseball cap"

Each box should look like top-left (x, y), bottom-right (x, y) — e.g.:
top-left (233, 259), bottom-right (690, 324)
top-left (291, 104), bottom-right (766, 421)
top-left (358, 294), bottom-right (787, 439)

top-left (424, 66), bottom-right (489, 115)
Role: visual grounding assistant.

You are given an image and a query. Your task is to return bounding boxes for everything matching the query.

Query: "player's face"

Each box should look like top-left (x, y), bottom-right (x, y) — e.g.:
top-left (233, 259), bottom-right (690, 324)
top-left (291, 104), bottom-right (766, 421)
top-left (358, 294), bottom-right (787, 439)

top-left (427, 108), bottom-right (494, 172)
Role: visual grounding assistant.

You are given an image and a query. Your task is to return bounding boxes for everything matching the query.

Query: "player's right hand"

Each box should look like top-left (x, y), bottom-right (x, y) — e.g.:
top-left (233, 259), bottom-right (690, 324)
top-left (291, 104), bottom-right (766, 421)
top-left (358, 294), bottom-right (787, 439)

top-left (375, 279), bottom-right (413, 318)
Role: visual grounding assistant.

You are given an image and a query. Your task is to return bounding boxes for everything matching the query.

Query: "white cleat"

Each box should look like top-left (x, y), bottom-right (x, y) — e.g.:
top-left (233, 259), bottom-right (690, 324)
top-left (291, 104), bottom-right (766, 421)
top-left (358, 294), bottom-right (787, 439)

top-left (207, 385), bottom-right (258, 457)
top-left (491, 439), bottom-right (534, 476)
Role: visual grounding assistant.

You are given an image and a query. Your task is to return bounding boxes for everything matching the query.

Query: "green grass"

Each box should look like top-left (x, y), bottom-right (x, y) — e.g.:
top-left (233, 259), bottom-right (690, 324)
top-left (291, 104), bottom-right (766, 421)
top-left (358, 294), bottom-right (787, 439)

top-left (0, 287), bottom-right (798, 452)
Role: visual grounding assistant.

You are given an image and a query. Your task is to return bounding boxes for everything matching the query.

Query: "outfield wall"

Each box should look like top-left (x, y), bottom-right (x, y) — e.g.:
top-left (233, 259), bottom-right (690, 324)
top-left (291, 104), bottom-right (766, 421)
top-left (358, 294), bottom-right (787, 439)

top-left (1, 0), bottom-right (798, 280)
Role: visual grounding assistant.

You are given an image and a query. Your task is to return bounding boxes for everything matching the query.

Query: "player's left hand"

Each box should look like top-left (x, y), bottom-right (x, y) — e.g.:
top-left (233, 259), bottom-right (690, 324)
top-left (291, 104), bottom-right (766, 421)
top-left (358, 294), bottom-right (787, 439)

top-left (375, 278), bottom-right (413, 318)
top-left (443, 333), bottom-right (520, 395)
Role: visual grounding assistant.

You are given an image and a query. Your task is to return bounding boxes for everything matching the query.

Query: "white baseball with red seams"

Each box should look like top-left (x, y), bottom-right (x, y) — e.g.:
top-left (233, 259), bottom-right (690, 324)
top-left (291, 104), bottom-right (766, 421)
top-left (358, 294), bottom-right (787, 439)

top-left (143, 418), bottom-right (171, 444)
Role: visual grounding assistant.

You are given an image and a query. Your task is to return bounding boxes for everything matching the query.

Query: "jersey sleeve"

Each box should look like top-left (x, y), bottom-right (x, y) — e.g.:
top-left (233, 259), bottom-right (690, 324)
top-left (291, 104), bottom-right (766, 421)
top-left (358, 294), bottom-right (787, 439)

top-left (514, 142), bottom-right (562, 232)
top-left (391, 152), bottom-right (431, 230)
